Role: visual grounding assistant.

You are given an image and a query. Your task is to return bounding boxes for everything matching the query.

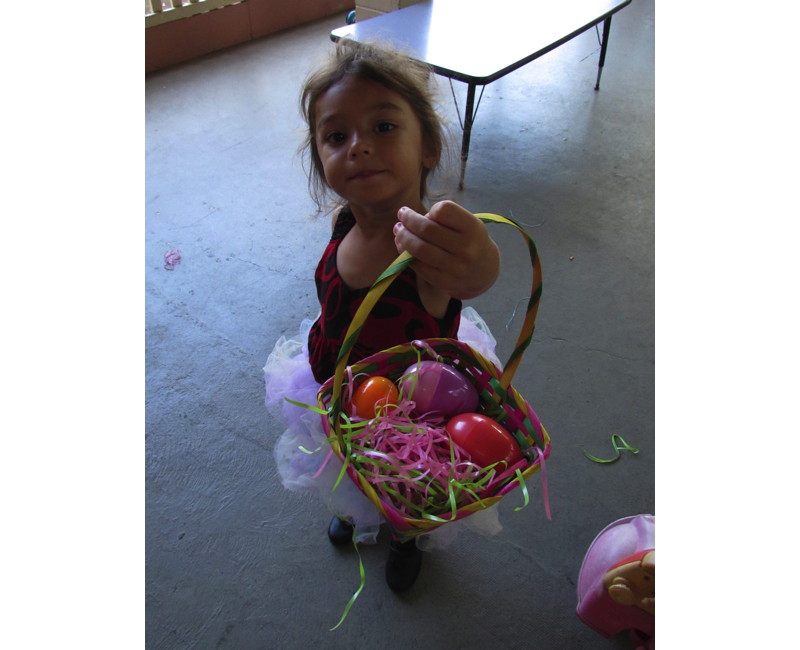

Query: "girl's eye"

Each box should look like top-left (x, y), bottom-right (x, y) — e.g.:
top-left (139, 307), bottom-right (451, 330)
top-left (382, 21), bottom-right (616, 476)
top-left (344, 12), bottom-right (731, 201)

top-left (324, 132), bottom-right (345, 144)
top-left (377, 122), bottom-right (395, 133)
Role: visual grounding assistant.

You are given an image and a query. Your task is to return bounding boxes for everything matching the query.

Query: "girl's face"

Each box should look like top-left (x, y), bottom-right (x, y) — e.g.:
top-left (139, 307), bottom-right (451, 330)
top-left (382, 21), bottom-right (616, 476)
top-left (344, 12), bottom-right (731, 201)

top-left (313, 76), bottom-right (437, 216)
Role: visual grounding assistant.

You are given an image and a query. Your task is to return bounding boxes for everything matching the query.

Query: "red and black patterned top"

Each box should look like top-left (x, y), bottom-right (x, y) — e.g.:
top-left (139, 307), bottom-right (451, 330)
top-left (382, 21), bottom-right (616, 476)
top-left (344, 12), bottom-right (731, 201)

top-left (308, 208), bottom-right (462, 383)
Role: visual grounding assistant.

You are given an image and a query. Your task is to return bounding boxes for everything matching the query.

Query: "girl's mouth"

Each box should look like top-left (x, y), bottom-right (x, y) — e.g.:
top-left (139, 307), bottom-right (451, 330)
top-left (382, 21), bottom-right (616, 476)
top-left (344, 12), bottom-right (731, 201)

top-left (350, 169), bottom-right (384, 180)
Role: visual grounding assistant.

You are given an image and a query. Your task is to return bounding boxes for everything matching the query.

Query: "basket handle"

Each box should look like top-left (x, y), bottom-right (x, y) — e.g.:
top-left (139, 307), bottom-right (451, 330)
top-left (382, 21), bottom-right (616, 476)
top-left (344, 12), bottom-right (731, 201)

top-left (329, 212), bottom-right (542, 418)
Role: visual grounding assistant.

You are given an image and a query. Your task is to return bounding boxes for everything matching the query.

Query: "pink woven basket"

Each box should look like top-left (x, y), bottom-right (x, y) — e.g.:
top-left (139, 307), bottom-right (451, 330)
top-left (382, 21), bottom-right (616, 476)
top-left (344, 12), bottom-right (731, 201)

top-left (317, 213), bottom-right (551, 542)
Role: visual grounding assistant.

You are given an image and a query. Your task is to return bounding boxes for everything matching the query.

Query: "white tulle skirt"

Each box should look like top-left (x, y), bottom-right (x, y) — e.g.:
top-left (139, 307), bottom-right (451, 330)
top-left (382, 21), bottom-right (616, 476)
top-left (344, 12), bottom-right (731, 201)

top-left (263, 307), bottom-right (505, 549)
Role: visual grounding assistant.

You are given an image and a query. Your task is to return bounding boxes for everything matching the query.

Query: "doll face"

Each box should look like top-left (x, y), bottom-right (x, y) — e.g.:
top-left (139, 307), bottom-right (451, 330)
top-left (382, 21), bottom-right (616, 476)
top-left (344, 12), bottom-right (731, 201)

top-left (314, 76), bottom-right (437, 215)
top-left (604, 550), bottom-right (655, 615)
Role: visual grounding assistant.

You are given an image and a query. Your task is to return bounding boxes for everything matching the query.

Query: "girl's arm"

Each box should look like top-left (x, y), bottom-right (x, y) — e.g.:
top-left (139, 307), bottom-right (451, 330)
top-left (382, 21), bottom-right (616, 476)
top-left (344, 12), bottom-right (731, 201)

top-left (393, 201), bottom-right (500, 300)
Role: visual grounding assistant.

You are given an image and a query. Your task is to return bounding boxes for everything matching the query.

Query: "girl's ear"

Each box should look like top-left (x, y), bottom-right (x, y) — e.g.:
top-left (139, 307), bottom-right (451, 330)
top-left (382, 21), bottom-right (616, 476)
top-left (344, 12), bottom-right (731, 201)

top-left (422, 143), bottom-right (440, 170)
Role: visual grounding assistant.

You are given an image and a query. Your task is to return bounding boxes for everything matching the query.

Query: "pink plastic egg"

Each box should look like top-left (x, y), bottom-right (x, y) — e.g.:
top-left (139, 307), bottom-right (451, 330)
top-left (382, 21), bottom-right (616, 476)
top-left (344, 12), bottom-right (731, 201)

top-left (446, 413), bottom-right (523, 468)
top-left (398, 360), bottom-right (479, 418)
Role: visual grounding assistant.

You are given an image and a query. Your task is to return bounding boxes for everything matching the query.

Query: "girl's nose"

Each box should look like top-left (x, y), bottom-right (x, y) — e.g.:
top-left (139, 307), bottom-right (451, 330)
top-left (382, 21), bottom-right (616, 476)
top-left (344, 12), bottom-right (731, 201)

top-left (348, 132), bottom-right (371, 158)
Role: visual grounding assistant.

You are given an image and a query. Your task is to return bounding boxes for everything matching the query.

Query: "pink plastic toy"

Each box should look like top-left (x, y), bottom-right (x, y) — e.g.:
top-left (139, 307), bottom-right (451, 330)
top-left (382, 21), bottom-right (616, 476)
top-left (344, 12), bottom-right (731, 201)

top-left (577, 514), bottom-right (655, 649)
top-left (398, 360), bottom-right (479, 418)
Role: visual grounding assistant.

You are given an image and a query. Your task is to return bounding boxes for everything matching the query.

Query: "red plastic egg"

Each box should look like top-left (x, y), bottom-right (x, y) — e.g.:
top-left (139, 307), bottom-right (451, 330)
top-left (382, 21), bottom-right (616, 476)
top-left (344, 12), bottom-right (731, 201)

top-left (398, 361), bottom-right (478, 418)
top-left (351, 376), bottom-right (399, 419)
top-left (446, 413), bottom-right (523, 468)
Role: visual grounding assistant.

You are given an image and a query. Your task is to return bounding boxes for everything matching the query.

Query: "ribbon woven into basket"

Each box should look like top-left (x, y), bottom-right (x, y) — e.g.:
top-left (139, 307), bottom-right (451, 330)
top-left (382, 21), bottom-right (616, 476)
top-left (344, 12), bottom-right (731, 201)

top-left (317, 213), bottom-right (551, 543)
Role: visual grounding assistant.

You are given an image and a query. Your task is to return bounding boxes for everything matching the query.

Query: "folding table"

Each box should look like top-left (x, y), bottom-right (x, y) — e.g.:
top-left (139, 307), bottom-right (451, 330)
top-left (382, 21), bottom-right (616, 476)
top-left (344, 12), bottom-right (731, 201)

top-left (331, 0), bottom-right (632, 188)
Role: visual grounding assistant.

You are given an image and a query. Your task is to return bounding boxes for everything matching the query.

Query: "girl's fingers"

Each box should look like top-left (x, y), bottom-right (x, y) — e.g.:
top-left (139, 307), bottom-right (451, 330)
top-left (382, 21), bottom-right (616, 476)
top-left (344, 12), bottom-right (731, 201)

top-left (397, 201), bottom-right (483, 256)
top-left (394, 201), bottom-right (500, 299)
top-left (394, 220), bottom-right (451, 269)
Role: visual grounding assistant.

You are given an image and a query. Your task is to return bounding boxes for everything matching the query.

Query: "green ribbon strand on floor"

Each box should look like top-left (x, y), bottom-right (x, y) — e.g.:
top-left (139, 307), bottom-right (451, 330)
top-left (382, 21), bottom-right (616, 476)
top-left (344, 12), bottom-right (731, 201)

top-left (583, 434), bottom-right (639, 463)
top-left (330, 528), bottom-right (365, 631)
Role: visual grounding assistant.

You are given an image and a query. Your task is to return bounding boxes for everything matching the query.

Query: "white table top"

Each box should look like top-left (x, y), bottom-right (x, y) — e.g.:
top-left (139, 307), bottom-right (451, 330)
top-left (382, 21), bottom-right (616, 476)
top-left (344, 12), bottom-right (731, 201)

top-left (331, 0), bottom-right (632, 84)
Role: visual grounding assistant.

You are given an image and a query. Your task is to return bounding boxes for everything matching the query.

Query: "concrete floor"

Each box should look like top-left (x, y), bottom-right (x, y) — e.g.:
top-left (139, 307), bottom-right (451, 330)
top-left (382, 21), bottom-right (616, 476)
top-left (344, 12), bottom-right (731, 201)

top-left (145, 1), bottom-right (654, 647)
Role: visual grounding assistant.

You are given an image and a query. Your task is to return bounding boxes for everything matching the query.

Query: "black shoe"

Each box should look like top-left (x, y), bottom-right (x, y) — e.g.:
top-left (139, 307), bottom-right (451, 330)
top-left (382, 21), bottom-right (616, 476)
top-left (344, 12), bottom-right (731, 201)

top-left (327, 516), bottom-right (354, 546)
top-left (385, 538), bottom-right (422, 591)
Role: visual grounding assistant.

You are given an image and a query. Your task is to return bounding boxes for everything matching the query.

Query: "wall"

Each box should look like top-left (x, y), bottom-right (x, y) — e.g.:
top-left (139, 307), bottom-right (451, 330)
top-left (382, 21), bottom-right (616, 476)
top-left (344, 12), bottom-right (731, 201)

top-left (146, 0), bottom-right (353, 73)
top-left (355, 0), bottom-right (421, 21)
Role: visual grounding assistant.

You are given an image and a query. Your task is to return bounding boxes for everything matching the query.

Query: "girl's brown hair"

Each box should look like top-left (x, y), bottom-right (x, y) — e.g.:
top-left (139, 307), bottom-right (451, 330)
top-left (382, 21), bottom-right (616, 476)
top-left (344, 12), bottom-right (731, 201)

top-left (300, 40), bottom-right (445, 209)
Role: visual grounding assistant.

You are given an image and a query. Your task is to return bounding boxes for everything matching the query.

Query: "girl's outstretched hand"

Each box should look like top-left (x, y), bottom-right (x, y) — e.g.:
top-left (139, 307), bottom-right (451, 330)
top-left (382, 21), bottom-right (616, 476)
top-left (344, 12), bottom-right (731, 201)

top-left (393, 201), bottom-right (500, 300)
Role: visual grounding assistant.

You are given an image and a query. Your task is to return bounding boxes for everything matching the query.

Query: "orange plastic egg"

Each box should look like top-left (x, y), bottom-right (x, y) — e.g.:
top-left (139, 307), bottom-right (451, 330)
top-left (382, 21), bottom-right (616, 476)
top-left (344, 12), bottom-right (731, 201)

top-left (446, 413), bottom-right (523, 468)
top-left (351, 376), bottom-right (400, 419)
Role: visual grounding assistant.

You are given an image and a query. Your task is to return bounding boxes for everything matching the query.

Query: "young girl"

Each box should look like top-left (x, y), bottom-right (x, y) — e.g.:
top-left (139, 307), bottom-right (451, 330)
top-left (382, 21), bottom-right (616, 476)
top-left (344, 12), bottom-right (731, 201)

top-left (264, 40), bottom-right (504, 593)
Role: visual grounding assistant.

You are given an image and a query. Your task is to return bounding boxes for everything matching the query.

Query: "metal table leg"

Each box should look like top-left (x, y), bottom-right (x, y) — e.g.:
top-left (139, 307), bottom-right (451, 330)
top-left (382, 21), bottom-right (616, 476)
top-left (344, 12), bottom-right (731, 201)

top-left (595, 15), bottom-right (613, 90)
top-left (458, 82), bottom-right (477, 190)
